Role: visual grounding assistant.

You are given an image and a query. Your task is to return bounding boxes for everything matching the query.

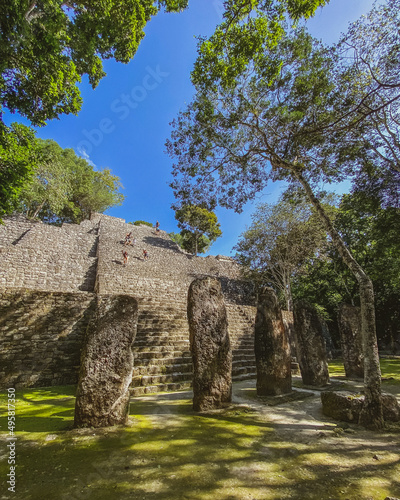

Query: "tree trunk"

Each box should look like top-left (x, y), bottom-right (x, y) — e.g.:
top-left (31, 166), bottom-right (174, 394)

top-left (31, 200), bottom-right (45, 219)
top-left (285, 279), bottom-right (293, 312)
top-left (294, 170), bottom-right (383, 429)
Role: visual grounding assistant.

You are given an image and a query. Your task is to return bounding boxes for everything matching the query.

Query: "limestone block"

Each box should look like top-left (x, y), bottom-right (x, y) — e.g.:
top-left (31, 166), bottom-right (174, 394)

top-left (74, 294), bottom-right (138, 428)
top-left (382, 393), bottom-right (400, 422)
top-left (255, 288), bottom-right (292, 396)
top-left (293, 301), bottom-right (330, 387)
top-left (321, 391), bottom-right (400, 423)
top-left (187, 277), bottom-right (232, 411)
top-left (338, 304), bottom-right (364, 378)
top-left (321, 391), bottom-right (364, 422)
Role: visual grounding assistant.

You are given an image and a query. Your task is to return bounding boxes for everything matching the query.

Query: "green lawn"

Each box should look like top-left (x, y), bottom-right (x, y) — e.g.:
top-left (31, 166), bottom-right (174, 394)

top-left (329, 358), bottom-right (400, 385)
top-left (0, 358), bottom-right (399, 500)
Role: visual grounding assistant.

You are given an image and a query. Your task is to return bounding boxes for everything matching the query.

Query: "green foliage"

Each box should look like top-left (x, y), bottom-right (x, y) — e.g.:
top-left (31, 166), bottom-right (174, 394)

top-left (168, 231), bottom-right (184, 246)
top-left (132, 220), bottom-right (153, 227)
top-left (174, 204), bottom-right (222, 255)
top-left (330, 0), bottom-right (400, 175)
top-left (169, 230), bottom-right (212, 254)
top-left (0, 122), bottom-right (39, 220)
top-left (192, 0), bottom-right (328, 92)
top-left (18, 139), bottom-right (124, 224)
top-left (235, 191), bottom-right (336, 309)
top-left (168, 28), bottom-right (339, 212)
top-left (293, 175), bottom-right (400, 349)
top-left (0, 0), bottom-right (188, 126)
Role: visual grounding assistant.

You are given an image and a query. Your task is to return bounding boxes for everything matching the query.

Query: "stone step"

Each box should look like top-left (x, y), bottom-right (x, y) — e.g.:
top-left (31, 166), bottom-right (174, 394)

top-left (134, 355), bottom-right (192, 367)
top-left (132, 362), bottom-right (193, 376)
top-left (232, 353), bottom-right (255, 362)
top-left (133, 350), bottom-right (192, 360)
top-left (130, 381), bottom-right (192, 396)
top-left (232, 371), bottom-right (256, 382)
top-left (133, 345), bottom-right (191, 354)
top-left (233, 349), bottom-right (255, 357)
top-left (232, 365), bottom-right (256, 377)
top-left (134, 339), bottom-right (190, 348)
top-left (134, 335), bottom-right (189, 343)
top-left (136, 327), bottom-right (188, 335)
top-left (131, 371), bottom-right (193, 387)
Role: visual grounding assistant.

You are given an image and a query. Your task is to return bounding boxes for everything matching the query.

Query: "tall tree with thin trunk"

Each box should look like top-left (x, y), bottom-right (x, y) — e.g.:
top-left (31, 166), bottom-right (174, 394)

top-left (167, 25), bottom-right (389, 428)
top-left (235, 193), bottom-right (335, 311)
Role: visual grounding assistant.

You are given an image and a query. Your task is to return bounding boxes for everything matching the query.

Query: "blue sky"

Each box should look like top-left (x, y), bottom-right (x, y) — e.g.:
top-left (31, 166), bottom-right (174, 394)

top-left (5, 0), bottom-right (376, 256)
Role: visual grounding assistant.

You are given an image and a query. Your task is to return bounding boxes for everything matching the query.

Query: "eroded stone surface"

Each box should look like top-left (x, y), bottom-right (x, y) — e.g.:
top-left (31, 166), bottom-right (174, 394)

top-left (321, 391), bottom-right (364, 422)
top-left (187, 277), bottom-right (232, 411)
top-left (321, 390), bottom-right (400, 423)
top-left (255, 288), bottom-right (292, 396)
top-left (74, 294), bottom-right (138, 428)
top-left (293, 301), bottom-right (330, 387)
top-left (338, 304), bottom-right (364, 378)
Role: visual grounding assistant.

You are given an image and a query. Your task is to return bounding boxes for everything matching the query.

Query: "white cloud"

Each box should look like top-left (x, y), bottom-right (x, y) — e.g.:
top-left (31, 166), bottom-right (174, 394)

top-left (76, 146), bottom-right (96, 168)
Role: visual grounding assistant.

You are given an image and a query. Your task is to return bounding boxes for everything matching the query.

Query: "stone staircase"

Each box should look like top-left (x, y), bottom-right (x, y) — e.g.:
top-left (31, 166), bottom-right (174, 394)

top-left (130, 297), bottom-right (257, 396)
top-left (0, 214), bottom-right (258, 394)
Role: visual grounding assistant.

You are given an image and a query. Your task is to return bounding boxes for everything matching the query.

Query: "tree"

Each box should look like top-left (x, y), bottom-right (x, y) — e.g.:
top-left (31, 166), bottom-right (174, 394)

top-left (235, 192), bottom-right (335, 311)
top-left (167, 26), bottom-right (386, 428)
top-left (0, 122), bottom-right (39, 220)
top-left (293, 175), bottom-right (400, 352)
top-left (169, 230), bottom-right (212, 254)
top-left (130, 220), bottom-right (153, 227)
top-left (191, 0), bottom-right (329, 92)
top-left (330, 0), bottom-right (400, 174)
top-left (174, 205), bottom-right (222, 255)
top-left (18, 139), bottom-right (124, 223)
top-left (0, 0), bottom-right (188, 126)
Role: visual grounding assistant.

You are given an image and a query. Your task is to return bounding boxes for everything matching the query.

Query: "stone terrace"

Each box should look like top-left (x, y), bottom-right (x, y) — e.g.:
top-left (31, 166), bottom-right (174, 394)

top-left (94, 215), bottom-right (257, 394)
top-left (0, 215), bottom-right (98, 292)
top-left (0, 213), bottom-right (257, 393)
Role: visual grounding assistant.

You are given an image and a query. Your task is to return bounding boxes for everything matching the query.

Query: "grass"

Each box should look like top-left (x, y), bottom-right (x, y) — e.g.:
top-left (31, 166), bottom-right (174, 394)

top-left (329, 358), bottom-right (400, 385)
top-left (0, 358), bottom-right (399, 500)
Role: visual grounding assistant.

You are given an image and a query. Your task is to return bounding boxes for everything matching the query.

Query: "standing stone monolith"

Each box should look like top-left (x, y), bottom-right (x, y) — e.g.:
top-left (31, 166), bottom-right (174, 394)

top-left (255, 288), bottom-right (292, 396)
top-left (293, 301), bottom-right (330, 387)
top-left (187, 277), bottom-right (232, 411)
top-left (74, 294), bottom-right (138, 428)
top-left (338, 304), bottom-right (364, 378)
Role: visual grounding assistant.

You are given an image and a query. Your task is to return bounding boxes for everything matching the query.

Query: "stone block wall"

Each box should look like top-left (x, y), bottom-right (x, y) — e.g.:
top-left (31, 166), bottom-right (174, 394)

top-left (0, 215), bottom-right (98, 292)
top-left (0, 213), bottom-right (257, 392)
top-left (0, 290), bottom-right (95, 388)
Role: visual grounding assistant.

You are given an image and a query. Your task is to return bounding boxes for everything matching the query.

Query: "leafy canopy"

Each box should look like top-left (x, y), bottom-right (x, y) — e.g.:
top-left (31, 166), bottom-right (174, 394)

top-left (0, 0), bottom-right (188, 126)
top-left (0, 122), bottom-right (39, 219)
top-left (192, 0), bottom-right (329, 92)
top-left (168, 28), bottom-right (339, 212)
top-left (174, 204), bottom-right (222, 255)
top-left (293, 175), bottom-right (400, 348)
top-left (235, 191), bottom-right (336, 309)
top-left (18, 139), bottom-right (124, 224)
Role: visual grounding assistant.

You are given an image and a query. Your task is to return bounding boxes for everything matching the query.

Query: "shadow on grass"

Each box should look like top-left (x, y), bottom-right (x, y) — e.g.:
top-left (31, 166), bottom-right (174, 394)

top-left (1, 369), bottom-right (400, 500)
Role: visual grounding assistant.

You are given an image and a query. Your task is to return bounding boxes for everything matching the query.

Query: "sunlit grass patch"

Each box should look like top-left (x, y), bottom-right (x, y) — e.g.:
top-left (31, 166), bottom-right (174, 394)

top-left (329, 357), bottom-right (400, 385)
top-left (0, 369), bottom-right (399, 500)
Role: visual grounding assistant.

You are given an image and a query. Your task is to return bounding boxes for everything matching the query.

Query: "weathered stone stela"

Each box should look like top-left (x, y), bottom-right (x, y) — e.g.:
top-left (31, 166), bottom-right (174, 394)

top-left (187, 277), bottom-right (232, 411)
top-left (338, 304), bottom-right (364, 378)
top-left (293, 301), bottom-right (330, 387)
top-left (74, 294), bottom-right (138, 428)
top-left (254, 288), bottom-right (292, 396)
